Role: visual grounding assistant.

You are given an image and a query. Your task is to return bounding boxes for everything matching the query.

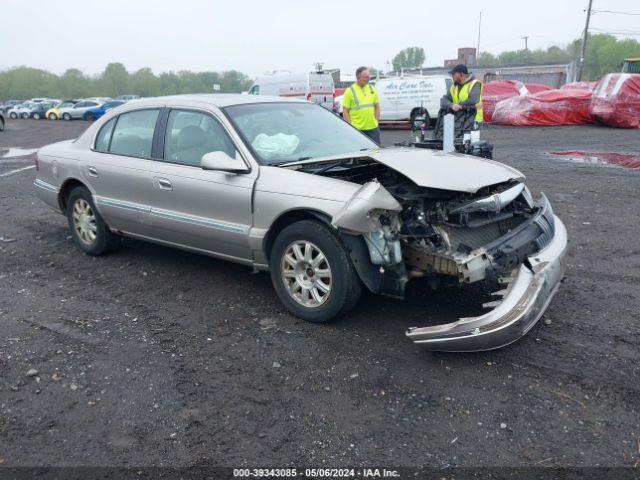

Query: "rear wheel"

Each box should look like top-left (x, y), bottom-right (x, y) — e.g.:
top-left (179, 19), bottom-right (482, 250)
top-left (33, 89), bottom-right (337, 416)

top-left (33, 112), bottom-right (41, 120)
top-left (269, 220), bottom-right (361, 322)
top-left (410, 108), bottom-right (430, 131)
top-left (62, 113), bottom-right (72, 121)
top-left (9, 112), bottom-right (18, 119)
top-left (85, 112), bottom-right (94, 121)
top-left (21, 112), bottom-right (29, 119)
top-left (48, 113), bottom-right (57, 120)
top-left (66, 186), bottom-right (119, 256)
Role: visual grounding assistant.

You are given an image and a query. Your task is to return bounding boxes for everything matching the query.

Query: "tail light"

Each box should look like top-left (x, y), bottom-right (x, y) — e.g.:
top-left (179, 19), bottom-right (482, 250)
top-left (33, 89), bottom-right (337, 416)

top-left (306, 93), bottom-right (312, 101)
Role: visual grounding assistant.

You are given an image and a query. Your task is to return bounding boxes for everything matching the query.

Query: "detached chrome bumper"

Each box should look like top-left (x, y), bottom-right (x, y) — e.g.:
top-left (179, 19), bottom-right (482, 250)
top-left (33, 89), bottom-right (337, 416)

top-left (406, 215), bottom-right (568, 352)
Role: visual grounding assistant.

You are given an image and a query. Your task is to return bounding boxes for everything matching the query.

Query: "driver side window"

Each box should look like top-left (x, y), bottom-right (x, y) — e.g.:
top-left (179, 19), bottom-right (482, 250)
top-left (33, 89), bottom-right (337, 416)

top-left (163, 110), bottom-right (237, 167)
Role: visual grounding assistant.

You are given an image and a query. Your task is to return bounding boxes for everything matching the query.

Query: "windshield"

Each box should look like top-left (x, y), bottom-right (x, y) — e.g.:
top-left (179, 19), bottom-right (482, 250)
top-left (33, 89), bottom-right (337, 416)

top-left (223, 102), bottom-right (377, 165)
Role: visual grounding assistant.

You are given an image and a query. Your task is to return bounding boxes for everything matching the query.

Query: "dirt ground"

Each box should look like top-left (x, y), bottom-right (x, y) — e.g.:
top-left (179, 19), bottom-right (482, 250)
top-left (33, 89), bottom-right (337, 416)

top-left (1, 118), bottom-right (639, 473)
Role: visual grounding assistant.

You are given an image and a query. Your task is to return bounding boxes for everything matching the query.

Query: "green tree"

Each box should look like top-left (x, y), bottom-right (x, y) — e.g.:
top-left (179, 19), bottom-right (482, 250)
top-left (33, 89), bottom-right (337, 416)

top-left (392, 47), bottom-right (426, 71)
top-left (59, 68), bottom-right (91, 98)
top-left (129, 68), bottom-right (160, 97)
top-left (100, 62), bottom-right (129, 97)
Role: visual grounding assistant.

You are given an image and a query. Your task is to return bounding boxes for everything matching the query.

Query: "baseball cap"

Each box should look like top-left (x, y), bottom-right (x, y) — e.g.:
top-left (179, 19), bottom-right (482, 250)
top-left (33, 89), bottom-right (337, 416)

top-left (448, 64), bottom-right (469, 74)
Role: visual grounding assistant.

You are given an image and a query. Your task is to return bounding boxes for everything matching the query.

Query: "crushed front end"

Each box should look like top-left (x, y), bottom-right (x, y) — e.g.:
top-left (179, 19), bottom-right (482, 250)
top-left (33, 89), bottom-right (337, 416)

top-left (300, 156), bottom-right (568, 351)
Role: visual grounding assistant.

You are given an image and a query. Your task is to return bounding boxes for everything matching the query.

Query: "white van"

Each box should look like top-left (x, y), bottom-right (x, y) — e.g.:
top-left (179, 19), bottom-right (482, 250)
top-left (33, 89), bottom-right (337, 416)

top-left (247, 71), bottom-right (335, 110)
top-left (376, 75), bottom-right (450, 128)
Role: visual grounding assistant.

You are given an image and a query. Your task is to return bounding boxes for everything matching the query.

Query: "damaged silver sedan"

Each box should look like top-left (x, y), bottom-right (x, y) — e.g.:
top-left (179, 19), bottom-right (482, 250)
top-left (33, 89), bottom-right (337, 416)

top-left (34, 95), bottom-right (567, 351)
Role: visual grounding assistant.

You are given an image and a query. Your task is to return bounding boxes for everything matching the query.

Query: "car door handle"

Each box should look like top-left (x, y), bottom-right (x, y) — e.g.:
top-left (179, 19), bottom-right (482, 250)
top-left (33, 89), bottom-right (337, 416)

top-left (87, 166), bottom-right (99, 177)
top-left (156, 178), bottom-right (173, 191)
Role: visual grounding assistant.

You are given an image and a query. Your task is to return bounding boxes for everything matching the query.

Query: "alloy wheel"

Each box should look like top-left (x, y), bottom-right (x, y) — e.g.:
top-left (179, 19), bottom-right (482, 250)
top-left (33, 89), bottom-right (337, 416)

top-left (280, 240), bottom-right (332, 308)
top-left (72, 198), bottom-right (97, 246)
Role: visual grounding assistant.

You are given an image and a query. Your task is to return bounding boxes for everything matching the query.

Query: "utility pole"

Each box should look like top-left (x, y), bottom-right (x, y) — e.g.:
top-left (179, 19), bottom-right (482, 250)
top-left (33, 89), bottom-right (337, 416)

top-left (577, 0), bottom-right (594, 81)
top-left (522, 36), bottom-right (529, 50)
top-left (477, 11), bottom-right (482, 63)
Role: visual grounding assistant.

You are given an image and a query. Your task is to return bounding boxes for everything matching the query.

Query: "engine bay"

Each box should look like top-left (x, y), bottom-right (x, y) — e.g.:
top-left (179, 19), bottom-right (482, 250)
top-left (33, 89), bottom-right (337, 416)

top-left (298, 157), bottom-right (544, 285)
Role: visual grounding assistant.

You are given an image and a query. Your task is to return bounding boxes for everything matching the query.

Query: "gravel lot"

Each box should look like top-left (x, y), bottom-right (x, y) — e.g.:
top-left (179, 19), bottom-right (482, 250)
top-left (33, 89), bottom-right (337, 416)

top-left (1, 118), bottom-right (639, 472)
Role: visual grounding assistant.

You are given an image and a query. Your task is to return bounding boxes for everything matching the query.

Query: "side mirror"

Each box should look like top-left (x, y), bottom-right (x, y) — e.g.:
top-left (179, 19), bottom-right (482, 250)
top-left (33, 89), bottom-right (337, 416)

top-left (201, 151), bottom-right (249, 173)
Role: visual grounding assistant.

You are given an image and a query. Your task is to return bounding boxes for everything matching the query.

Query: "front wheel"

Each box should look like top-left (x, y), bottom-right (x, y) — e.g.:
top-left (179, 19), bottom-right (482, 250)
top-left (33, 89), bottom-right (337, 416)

top-left (66, 186), bottom-right (119, 256)
top-left (9, 112), bottom-right (18, 119)
top-left (62, 113), bottom-right (72, 121)
top-left (269, 220), bottom-right (361, 322)
top-left (410, 108), bottom-right (430, 131)
top-left (33, 112), bottom-right (41, 120)
top-left (48, 113), bottom-right (57, 120)
top-left (85, 112), bottom-right (94, 121)
top-left (21, 112), bottom-right (29, 119)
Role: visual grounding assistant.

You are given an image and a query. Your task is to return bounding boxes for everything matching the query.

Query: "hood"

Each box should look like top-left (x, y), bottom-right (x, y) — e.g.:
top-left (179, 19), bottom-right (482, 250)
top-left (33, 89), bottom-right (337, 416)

top-left (368, 147), bottom-right (524, 193)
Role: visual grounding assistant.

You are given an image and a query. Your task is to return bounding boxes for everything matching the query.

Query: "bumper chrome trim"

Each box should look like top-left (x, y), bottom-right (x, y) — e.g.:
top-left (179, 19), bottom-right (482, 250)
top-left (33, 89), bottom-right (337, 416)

top-left (406, 215), bottom-right (568, 352)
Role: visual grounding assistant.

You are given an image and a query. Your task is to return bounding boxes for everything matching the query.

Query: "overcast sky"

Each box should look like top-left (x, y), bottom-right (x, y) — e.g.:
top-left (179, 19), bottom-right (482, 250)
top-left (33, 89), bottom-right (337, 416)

top-left (2, 0), bottom-right (638, 77)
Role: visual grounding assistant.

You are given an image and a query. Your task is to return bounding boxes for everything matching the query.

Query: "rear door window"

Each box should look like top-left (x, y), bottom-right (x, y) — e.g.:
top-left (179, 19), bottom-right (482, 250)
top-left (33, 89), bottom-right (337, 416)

top-left (108, 109), bottom-right (159, 158)
top-left (95, 117), bottom-right (117, 152)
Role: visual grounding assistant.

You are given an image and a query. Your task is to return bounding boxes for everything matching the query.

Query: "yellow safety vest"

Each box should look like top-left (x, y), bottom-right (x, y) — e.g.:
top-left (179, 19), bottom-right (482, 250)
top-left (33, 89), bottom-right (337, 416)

top-left (450, 79), bottom-right (483, 123)
top-left (346, 83), bottom-right (378, 130)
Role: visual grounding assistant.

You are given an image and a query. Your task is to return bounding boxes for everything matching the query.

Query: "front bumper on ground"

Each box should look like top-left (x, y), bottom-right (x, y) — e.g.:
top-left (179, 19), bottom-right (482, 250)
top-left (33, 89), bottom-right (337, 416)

top-left (405, 215), bottom-right (568, 352)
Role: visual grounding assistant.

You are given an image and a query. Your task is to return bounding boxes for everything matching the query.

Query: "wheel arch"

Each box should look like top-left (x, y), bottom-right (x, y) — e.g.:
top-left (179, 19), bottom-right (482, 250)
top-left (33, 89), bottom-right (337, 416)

top-left (262, 208), bottom-right (333, 262)
top-left (58, 178), bottom-right (89, 212)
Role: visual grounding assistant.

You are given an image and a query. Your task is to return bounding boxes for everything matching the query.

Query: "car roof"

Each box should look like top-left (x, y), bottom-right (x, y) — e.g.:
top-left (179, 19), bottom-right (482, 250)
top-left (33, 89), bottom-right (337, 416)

top-left (117, 94), bottom-right (307, 108)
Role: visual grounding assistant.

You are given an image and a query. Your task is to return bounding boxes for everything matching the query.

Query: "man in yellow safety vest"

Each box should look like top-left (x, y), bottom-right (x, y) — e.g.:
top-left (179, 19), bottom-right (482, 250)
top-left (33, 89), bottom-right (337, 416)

top-left (342, 66), bottom-right (381, 145)
top-left (440, 64), bottom-right (483, 126)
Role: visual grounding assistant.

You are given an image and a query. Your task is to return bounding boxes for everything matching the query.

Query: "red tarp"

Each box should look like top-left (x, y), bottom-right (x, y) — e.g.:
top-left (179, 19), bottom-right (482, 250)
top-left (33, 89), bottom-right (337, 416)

top-left (590, 73), bottom-right (640, 129)
top-left (482, 81), bottom-right (552, 123)
top-left (524, 83), bottom-right (554, 94)
top-left (492, 88), bottom-right (594, 126)
top-left (561, 81), bottom-right (598, 91)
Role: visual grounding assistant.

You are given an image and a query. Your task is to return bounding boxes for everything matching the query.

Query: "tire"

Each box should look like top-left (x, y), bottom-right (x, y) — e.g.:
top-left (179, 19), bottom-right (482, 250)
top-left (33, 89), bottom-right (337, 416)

top-left (269, 220), bottom-right (361, 323)
top-left (66, 186), bottom-right (119, 256)
top-left (21, 112), bottom-right (29, 119)
top-left (33, 112), bottom-right (41, 120)
top-left (85, 112), bottom-right (94, 121)
top-left (9, 112), bottom-right (18, 119)
top-left (48, 113), bottom-right (57, 120)
top-left (62, 113), bottom-right (72, 121)
top-left (410, 108), bottom-right (430, 131)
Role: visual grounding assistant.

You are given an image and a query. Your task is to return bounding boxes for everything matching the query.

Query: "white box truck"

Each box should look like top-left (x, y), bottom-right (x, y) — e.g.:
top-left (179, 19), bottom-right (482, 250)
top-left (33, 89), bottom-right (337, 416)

top-left (375, 75), bottom-right (450, 129)
top-left (247, 71), bottom-right (335, 110)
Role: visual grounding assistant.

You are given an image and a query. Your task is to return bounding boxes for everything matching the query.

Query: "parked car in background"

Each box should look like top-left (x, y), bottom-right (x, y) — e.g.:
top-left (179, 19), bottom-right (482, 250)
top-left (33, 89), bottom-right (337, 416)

top-left (115, 94), bottom-right (141, 101)
top-left (0, 100), bottom-right (23, 115)
top-left (375, 75), bottom-right (450, 129)
top-left (82, 100), bottom-right (125, 121)
top-left (247, 70), bottom-right (335, 110)
top-left (34, 94), bottom-right (567, 352)
top-left (46, 99), bottom-right (80, 120)
top-left (59, 99), bottom-right (103, 120)
top-left (30, 101), bottom-right (58, 120)
top-left (11, 102), bottom-right (36, 119)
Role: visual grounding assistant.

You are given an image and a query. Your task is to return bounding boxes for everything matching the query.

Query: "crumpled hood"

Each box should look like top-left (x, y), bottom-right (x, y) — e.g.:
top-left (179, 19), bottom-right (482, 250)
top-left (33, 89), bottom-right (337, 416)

top-left (368, 147), bottom-right (524, 193)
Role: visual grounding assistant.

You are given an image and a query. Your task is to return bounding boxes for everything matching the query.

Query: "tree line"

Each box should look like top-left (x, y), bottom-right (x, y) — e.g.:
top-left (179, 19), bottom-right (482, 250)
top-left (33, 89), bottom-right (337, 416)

top-left (391, 34), bottom-right (639, 81)
top-left (477, 34), bottom-right (640, 80)
top-left (0, 62), bottom-right (254, 101)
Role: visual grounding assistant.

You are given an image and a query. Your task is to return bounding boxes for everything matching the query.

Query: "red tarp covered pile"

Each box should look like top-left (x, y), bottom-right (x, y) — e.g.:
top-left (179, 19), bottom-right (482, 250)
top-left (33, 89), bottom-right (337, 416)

top-left (482, 81), bottom-right (526, 123)
top-left (482, 81), bottom-right (553, 123)
top-left (492, 88), bottom-right (594, 126)
top-left (590, 73), bottom-right (640, 128)
top-left (561, 81), bottom-right (598, 91)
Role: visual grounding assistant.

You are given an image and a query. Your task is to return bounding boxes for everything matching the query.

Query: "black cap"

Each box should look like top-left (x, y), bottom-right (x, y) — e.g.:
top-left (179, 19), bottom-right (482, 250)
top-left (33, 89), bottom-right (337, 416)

top-left (448, 64), bottom-right (469, 74)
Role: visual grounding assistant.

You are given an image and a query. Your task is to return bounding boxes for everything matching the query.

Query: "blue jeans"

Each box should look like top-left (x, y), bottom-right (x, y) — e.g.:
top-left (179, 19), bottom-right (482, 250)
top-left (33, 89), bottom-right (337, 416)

top-left (361, 127), bottom-right (381, 145)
